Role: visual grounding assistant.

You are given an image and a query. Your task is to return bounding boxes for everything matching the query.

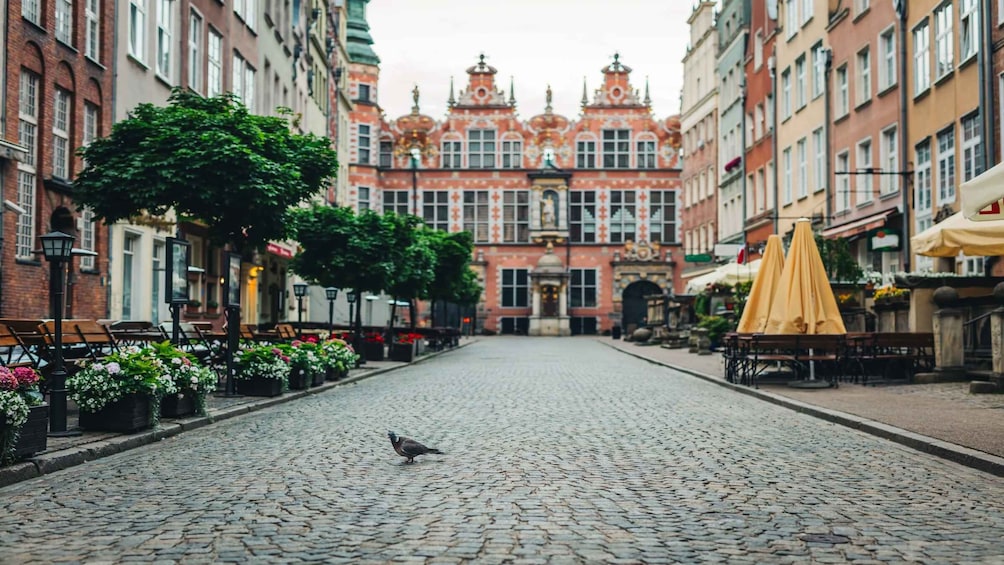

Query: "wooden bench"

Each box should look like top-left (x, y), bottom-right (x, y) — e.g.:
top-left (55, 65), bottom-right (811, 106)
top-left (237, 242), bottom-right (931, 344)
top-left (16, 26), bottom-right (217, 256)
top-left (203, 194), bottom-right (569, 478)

top-left (857, 333), bottom-right (935, 385)
top-left (71, 319), bottom-right (121, 360)
top-left (38, 319), bottom-right (98, 365)
top-left (742, 334), bottom-right (846, 388)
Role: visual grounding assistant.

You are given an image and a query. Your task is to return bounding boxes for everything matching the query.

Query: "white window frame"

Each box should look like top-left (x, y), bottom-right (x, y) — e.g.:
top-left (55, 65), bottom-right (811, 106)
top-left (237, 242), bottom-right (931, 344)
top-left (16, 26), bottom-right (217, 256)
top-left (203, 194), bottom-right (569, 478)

top-left (836, 65), bottom-right (849, 117)
top-left (53, 89), bottom-right (72, 180)
top-left (243, 64), bottom-right (256, 113)
top-left (602, 129), bottom-right (631, 169)
top-left (570, 269), bottom-right (598, 308)
top-left (856, 138), bottom-right (873, 205)
top-left (188, 9), bottom-right (204, 93)
top-left (382, 190), bottom-right (410, 216)
top-left (16, 71), bottom-right (39, 260)
top-left (441, 137), bottom-right (461, 168)
top-left (786, 0), bottom-right (798, 39)
top-left (156, 0), bottom-right (174, 81)
top-left (422, 190), bottom-right (450, 232)
top-left (961, 112), bottom-right (984, 183)
top-left (357, 124), bottom-right (371, 164)
top-left (856, 47), bottom-right (871, 106)
top-left (468, 129), bottom-right (497, 169)
top-left (22, 0), bottom-right (40, 24)
top-left (636, 136), bottom-right (657, 169)
top-left (232, 53), bottom-right (245, 101)
top-left (781, 69), bottom-right (791, 119)
top-left (915, 141), bottom-right (933, 215)
top-left (577, 135), bottom-right (597, 168)
top-left (754, 104), bottom-right (763, 141)
top-left (500, 269), bottom-right (529, 308)
top-left (129, 0), bottom-right (147, 62)
top-left (463, 190), bottom-right (490, 243)
top-left (913, 20), bottom-right (931, 96)
top-left (502, 190), bottom-right (530, 243)
top-left (795, 55), bottom-right (806, 109)
top-left (797, 137), bottom-right (808, 199)
top-left (649, 190), bottom-right (677, 244)
top-left (934, 3), bottom-right (953, 79)
top-left (207, 28), bottom-right (223, 97)
top-left (960, 0), bottom-right (978, 63)
top-left (78, 208), bottom-right (97, 270)
top-left (879, 27), bottom-right (896, 91)
top-left (86, 0), bottom-right (101, 61)
top-left (357, 186), bottom-right (370, 211)
top-left (56, 0), bottom-right (73, 45)
top-left (609, 190), bottom-right (637, 243)
top-left (800, 0), bottom-right (812, 25)
top-left (501, 137), bottom-right (522, 169)
top-left (880, 126), bottom-right (898, 195)
top-left (782, 146), bottom-right (792, 205)
top-left (812, 43), bottom-right (825, 99)
top-left (937, 126), bottom-right (956, 204)
top-left (813, 127), bottom-right (825, 193)
top-left (836, 150), bottom-right (850, 212)
top-left (856, 0), bottom-right (870, 15)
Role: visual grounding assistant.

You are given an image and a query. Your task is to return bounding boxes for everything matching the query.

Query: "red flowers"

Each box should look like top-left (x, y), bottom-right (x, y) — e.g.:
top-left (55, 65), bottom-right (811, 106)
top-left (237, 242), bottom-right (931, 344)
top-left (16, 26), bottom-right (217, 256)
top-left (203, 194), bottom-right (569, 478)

top-left (396, 333), bottom-right (424, 344)
top-left (364, 333), bottom-right (385, 344)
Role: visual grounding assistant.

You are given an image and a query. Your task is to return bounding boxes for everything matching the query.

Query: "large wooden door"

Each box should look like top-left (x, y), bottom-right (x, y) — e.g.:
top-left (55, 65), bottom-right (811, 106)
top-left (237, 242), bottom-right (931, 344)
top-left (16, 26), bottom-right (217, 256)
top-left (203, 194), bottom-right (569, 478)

top-left (541, 285), bottom-right (559, 317)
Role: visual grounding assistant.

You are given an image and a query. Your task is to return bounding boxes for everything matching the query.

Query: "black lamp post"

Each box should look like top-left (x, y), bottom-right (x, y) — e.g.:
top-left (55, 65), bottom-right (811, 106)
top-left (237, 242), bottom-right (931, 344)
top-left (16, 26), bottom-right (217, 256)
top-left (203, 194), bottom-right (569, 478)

top-left (325, 287), bottom-right (338, 333)
top-left (347, 290), bottom-right (363, 365)
top-left (293, 282), bottom-right (308, 338)
top-left (346, 290), bottom-right (357, 328)
top-left (40, 231), bottom-right (79, 436)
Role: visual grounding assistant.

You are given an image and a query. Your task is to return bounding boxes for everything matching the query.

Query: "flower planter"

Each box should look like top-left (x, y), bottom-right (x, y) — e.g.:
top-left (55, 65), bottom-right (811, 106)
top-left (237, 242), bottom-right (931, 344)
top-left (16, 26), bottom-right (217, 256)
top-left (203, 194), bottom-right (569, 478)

top-left (364, 342), bottom-right (385, 361)
top-left (12, 404), bottom-right (48, 459)
top-left (311, 370), bottom-right (326, 387)
top-left (235, 375), bottom-right (283, 397)
top-left (389, 342), bottom-right (416, 363)
top-left (160, 392), bottom-right (197, 418)
top-left (79, 394), bottom-right (153, 434)
top-left (288, 369), bottom-right (311, 390)
top-left (325, 366), bottom-right (340, 382)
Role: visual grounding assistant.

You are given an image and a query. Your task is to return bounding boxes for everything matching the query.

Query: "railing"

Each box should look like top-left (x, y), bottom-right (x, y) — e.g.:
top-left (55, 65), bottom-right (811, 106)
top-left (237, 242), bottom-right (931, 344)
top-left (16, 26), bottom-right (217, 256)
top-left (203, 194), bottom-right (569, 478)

top-left (963, 309), bottom-right (994, 370)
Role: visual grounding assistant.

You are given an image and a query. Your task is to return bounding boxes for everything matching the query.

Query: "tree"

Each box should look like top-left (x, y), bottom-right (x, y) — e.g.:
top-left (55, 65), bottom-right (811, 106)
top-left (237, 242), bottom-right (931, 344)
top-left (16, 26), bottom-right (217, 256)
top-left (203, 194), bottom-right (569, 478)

top-left (815, 234), bottom-right (864, 283)
top-left (384, 217), bottom-right (436, 329)
top-left (75, 89), bottom-right (337, 250)
top-left (425, 230), bottom-right (477, 327)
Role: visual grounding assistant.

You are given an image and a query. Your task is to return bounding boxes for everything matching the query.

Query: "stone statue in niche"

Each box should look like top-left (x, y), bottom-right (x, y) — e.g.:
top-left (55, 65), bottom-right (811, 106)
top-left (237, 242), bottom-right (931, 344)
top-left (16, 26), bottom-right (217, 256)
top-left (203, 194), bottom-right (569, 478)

top-left (541, 191), bottom-right (557, 228)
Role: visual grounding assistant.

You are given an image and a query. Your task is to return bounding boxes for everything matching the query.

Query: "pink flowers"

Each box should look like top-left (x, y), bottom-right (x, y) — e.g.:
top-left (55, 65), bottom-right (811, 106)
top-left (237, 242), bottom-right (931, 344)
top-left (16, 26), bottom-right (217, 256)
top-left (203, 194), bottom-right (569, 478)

top-left (12, 367), bottom-right (38, 386)
top-left (0, 371), bottom-right (16, 391)
top-left (0, 366), bottom-right (42, 392)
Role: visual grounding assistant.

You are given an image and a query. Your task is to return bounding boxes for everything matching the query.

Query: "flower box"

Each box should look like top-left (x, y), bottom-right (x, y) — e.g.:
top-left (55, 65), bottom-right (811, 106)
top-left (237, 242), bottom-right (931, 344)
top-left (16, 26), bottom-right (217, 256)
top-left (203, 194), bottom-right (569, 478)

top-left (389, 342), bottom-right (416, 363)
top-left (364, 342), bottom-right (385, 361)
top-left (79, 393), bottom-right (153, 434)
top-left (311, 370), bottom-right (326, 387)
top-left (235, 375), bottom-right (283, 397)
top-left (288, 369), bottom-right (311, 390)
top-left (12, 404), bottom-right (48, 459)
top-left (160, 392), bottom-right (197, 419)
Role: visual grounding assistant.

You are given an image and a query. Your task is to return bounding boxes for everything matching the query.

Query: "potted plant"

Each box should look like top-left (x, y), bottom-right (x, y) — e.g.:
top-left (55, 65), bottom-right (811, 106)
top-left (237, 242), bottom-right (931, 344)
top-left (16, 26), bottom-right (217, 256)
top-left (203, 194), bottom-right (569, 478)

top-left (874, 285), bottom-right (909, 305)
top-left (148, 342), bottom-right (217, 417)
top-left (68, 346), bottom-right (178, 433)
top-left (0, 366), bottom-right (46, 464)
top-left (205, 300), bottom-right (219, 314)
top-left (363, 332), bottom-right (385, 361)
top-left (321, 339), bottom-right (358, 381)
top-left (836, 292), bottom-right (860, 310)
top-left (390, 333), bottom-right (422, 362)
top-left (186, 299), bottom-right (202, 315)
top-left (278, 340), bottom-right (326, 389)
top-left (234, 344), bottom-right (290, 396)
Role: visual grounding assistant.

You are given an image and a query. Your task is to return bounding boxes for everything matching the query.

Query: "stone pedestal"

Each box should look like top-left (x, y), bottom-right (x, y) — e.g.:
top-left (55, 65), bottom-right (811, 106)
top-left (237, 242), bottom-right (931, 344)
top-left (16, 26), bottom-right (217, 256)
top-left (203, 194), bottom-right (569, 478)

top-left (917, 286), bottom-right (967, 382)
top-left (993, 309), bottom-right (1004, 377)
top-left (693, 328), bottom-right (711, 355)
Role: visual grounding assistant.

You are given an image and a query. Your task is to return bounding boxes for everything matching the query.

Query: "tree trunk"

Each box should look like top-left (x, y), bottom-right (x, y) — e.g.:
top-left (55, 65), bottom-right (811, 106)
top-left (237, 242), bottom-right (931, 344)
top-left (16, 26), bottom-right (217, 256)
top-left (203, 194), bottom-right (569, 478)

top-left (409, 299), bottom-right (416, 329)
top-left (430, 298), bottom-right (437, 328)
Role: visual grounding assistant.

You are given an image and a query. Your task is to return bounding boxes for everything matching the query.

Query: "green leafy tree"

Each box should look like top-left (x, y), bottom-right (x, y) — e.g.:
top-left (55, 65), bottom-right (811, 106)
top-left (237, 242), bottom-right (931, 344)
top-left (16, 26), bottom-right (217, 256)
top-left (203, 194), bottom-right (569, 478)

top-left (384, 218), bottom-right (437, 329)
top-left (75, 89), bottom-right (337, 250)
top-left (425, 230), bottom-right (477, 327)
top-left (815, 234), bottom-right (864, 283)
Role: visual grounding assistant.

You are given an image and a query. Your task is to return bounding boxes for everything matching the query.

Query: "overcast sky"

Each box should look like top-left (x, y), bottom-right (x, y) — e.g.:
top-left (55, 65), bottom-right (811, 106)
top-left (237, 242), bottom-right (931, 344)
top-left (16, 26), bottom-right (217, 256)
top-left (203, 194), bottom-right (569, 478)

top-left (367, 1), bottom-right (696, 122)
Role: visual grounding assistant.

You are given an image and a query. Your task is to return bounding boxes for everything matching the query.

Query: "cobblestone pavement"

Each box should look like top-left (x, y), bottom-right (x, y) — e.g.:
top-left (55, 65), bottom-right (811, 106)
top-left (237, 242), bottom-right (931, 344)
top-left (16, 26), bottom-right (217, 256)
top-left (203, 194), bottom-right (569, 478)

top-left (2, 337), bottom-right (1004, 564)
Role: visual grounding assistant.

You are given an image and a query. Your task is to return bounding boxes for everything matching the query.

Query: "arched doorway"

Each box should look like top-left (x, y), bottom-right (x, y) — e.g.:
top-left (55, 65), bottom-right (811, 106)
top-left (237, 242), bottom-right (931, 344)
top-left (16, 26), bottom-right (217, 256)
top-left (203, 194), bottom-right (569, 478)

top-left (621, 280), bottom-right (661, 334)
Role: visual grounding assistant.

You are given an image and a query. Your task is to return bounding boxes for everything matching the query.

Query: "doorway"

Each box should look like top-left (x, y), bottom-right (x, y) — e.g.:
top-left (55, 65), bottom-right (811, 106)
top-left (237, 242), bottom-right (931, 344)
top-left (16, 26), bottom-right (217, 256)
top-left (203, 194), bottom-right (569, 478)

top-left (621, 280), bottom-right (661, 333)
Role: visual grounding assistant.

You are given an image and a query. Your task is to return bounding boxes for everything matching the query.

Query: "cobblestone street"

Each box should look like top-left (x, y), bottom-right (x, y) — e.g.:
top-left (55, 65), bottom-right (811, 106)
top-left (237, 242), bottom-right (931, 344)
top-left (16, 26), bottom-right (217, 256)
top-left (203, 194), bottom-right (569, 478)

top-left (2, 337), bottom-right (1003, 564)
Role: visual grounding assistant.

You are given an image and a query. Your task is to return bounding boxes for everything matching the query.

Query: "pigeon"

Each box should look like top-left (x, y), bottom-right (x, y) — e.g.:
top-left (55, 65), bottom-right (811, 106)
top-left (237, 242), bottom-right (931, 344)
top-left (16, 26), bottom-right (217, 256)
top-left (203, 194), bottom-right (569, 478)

top-left (388, 431), bottom-right (443, 464)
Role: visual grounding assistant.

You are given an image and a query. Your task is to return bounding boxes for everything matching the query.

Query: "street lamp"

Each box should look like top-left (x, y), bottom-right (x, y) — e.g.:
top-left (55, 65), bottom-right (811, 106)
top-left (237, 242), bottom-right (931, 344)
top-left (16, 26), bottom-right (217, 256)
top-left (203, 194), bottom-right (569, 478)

top-left (40, 231), bottom-right (79, 436)
top-left (293, 282), bottom-right (308, 338)
top-left (324, 287), bottom-right (339, 333)
top-left (347, 290), bottom-right (364, 366)
top-left (410, 146), bottom-right (420, 216)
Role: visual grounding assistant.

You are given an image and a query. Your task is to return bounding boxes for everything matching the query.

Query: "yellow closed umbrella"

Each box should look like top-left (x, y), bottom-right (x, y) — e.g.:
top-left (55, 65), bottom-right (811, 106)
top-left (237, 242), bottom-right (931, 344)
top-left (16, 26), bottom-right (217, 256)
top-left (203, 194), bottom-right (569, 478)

top-left (736, 234), bottom-right (785, 334)
top-left (764, 219), bottom-right (846, 335)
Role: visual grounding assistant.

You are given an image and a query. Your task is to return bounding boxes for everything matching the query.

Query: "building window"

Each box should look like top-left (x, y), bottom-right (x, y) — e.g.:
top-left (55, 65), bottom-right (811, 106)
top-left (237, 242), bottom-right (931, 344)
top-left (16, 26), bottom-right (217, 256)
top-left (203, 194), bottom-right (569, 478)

top-left (880, 126), bottom-right (898, 194)
top-left (795, 55), bottom-right (806, 109)
top-left (232, 53), bottom-right (245, 100)
top-left (813, 128), bottom-right (825, 192)
top-left (782, 147), bottom-right (792, 205)
top-left (16, 71), bottom-right (39, 260)
top-left (56, 0), bottom-right (73, 44)
top-left (501, 269), bottom-right (529, 308)
top-left (129, 0), bottom-right (147, 61)
top-left (609, 190), bottom-right (636, 243)
top-left (797, 137), bottom-right (808, 199)
top-left (754, 30), bottom-right (764, 70)
top-left (570, 191), bottom-right (596, 243)
top-left (501, 139), bottom-right (522, 169)
top-left (754, 104), bottom-right (764, 140)
top-left (786, 0), bottom-right (798, 39)
top-left (358, 124), bottom-right (371, 164)
top-left (856, 47), bottom-right (871, 105)
top-left (79, 208), bottom-right (96, 270)
top-left (468, 130), bottom-right (496, 169)
top-left (441, 139), bottom-right (461, 168)
top-left (835, 151), bottom-right (850, 212)
top-left (937, 126), bottom-right (956, 204)
top-left (382, 190), bottom-right (409, 216)
top-left (576, 138), bottom-right (596, 168)
top-left (188, 10), bottom-right (203, 93)
top-left (915, 141), bottom-right (932, 214)
top-left (756, 168), bottom-right (766, 213)
top-left (83, 102), bottom-right (99, 146)
top-left (378, 140), bottom-right (393, 168)
top-left (157, 0), bottom-right (173, 80)
top-left (244, 64), bottom-right (256, 113)
top-left (801, 0), bottom-right (812, 25)
top-left (602, 130), bottom-right (630, 168)
top-left (357, 187), bottom-right (370, 211)
top-left (914, 20), bottom-right (931, 95)
top-left (856, 0), bottom-right (870, 14)
top-left (23, 0), bottom-right (40, 24)
top-left (781, 69), bottom-right (791, 119)
top-left (649, 190), bottom-right (677, 244)
top-left (463, 190), bottom-right (489, 243)
top-left (856, 138), bottom-right (873, 205)
top-left (960, 0), bottom-right (978, 63)
top-left (570, 269), bottom-right (597, 308)
top-left (812, 43), bottom-right (825, 99)
top-left (934, 4), bottom-right (953, 79)
top-left (422, 191), bottom-right (449, 231)
top-left (207, 28), bottom-right (222, 97)
top-left (835, 65), bottom-right (848, 117)
top-left (502, 191), bottom-right (529, 243)
top-left (358, 84), bottom-right (370, 102)
top-left (637, 139), bottom-right (656, 169)
top-left (53, 89), bottom-right (72, 180)
top-left (961, 112), bottom-right (984, 183)
top-left (85, 0), bottom-right (100, 60)
top-left (879, 28), bottom-right (896, 91)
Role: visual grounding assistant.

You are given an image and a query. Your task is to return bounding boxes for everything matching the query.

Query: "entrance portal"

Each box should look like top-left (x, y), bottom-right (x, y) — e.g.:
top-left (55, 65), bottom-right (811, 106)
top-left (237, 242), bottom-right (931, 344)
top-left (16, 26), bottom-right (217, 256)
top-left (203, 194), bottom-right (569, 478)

top-left (621, 280), bottom-right (661, 334)
top-left (541, 285), bottom-right (559, 317)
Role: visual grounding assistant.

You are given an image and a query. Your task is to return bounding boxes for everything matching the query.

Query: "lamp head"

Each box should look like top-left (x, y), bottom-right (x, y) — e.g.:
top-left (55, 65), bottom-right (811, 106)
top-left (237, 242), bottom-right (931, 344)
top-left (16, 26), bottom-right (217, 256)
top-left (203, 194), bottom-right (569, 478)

top-left (40, 231), bottom-right (76, 262)
top-left (293, 282), bottom-right (308, 298)
top-left (325, 287), bottom-right (339, 301)
top-left (346, 291), bottom-right (357, 304)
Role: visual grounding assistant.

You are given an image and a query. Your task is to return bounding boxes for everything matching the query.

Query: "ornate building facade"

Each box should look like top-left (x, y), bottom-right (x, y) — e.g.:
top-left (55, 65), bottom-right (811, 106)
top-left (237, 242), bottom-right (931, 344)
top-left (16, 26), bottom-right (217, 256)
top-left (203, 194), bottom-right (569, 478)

top-left (347, 18), bottom-right (682, 334)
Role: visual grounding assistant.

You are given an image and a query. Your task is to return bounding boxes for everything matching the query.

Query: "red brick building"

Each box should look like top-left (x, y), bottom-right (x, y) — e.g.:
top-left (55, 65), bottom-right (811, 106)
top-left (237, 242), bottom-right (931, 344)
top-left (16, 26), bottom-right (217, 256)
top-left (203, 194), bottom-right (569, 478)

top-left (349, 52), bottom-right (681, 335)
top-left (2, 0), bottom-right (115, 318)
top-left (742, 0), bottom-right (778, 259)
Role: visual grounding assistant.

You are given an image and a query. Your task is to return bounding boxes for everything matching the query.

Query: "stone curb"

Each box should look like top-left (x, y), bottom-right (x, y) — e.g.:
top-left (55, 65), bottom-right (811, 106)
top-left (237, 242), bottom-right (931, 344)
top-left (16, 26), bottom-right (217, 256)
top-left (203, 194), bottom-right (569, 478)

top-left (0, 341), bottom-right (473, 489)
top-left (604, 341), bottom-right (1004, 478)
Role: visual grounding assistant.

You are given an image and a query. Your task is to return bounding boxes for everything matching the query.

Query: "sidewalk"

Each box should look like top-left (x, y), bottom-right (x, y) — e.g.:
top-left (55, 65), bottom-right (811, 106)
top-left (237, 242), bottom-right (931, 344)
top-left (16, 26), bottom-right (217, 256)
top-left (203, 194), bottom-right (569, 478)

top-left (0, 340), bottom-right (475, 488)
top-left (600, 336), bottom-right (1004, 476)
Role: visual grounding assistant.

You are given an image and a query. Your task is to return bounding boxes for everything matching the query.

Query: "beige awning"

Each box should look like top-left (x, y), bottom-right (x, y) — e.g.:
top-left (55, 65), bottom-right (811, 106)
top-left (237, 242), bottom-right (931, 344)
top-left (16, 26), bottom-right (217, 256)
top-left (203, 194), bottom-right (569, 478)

top-left (961, 161), bottom-right (1004, 221)
top-left (819, 209), bottom-right (894, 239)
top-left (911, 211), bottom-right (1004, 257)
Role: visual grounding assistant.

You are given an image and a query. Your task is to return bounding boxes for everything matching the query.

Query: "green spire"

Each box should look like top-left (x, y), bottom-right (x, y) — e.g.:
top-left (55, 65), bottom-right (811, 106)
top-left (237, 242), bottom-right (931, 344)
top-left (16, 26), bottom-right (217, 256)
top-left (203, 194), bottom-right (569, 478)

top-left (347, 0), bottom-right (380, 65)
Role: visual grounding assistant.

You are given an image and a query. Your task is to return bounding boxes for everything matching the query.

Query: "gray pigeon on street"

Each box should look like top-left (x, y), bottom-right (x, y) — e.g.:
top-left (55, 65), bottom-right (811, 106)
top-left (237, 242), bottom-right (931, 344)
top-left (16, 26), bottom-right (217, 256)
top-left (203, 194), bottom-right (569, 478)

top-left (388, 431), bottom-right (443, 464)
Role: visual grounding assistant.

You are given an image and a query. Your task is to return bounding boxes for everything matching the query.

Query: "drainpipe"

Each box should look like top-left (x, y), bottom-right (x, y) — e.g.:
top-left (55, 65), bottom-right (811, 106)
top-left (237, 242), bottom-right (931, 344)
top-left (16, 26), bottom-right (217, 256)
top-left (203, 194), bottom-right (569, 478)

top-left (981, 0), bottom-right (996, 166)
top-left (897, 0), bottom-right (911, 272)
top-left (823, 46), bottom-right (833, 228)
top-left (770, 49), bottom-right (779, 233)
top-left (740, 80), bottom-right (748, 252)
